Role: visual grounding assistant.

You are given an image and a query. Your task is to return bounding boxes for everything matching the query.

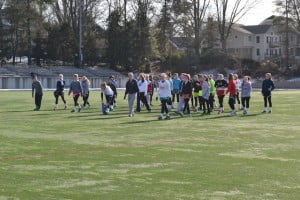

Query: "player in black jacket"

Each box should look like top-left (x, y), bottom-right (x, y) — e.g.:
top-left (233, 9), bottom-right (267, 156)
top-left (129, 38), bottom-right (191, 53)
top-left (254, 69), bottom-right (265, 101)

top-left (54, 74), bottom-right (67, 110)
top-left (179, 74), bottom-right (193, 116)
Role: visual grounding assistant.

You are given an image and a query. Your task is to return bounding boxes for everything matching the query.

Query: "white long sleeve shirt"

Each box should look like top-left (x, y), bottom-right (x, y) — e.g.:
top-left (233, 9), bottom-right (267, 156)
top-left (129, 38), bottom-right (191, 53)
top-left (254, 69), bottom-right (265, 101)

top-left (138, 80), bottom-right (148, 95)
top-left (158, 80), bottom-right (171, 98)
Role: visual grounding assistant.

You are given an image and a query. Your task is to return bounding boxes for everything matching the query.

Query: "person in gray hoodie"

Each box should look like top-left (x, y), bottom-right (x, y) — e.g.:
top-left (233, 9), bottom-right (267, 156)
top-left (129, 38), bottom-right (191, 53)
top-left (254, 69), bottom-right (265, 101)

top-left (201, 75), bottom-right (211, 115)
top-left (241, 76), bottom-right (252, 115)
top-left (81, 76), bottom-right (91, 108)
top-left (68, 74), bottom-right (83, 112)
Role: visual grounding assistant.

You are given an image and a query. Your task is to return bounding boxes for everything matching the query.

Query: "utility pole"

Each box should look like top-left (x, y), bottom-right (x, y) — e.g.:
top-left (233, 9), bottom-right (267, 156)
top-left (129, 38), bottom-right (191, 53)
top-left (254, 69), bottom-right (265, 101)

top-left (285, 0), bottom-right (289, 69)
top-left (27, 0), bottom-right (32, 65)
top-left (0, 1), bottom-right (3, 59)
top-left (78, 0), bottom-right (83, 68)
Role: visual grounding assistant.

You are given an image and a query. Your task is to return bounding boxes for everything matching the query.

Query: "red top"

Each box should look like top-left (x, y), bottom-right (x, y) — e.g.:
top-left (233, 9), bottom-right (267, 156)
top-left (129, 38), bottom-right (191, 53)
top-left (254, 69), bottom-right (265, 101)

top-left (226, 80), bottom-right (237, 95)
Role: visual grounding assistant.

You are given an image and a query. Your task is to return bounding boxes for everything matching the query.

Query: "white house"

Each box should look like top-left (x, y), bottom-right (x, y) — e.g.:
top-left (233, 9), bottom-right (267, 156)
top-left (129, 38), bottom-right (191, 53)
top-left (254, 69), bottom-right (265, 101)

top-left (226, 16), bottom-right (300, 64)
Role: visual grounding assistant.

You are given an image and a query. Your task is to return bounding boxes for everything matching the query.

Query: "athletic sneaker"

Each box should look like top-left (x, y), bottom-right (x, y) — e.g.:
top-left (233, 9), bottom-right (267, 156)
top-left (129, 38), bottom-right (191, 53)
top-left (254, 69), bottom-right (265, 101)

top-left (64, 104), bottom-right (68, 110)
top-left (71, 109), bottom-right (76, 113)
top-left (158, 115), bottom-right (163, 120)
top-left (179, 112), bottom-right (184, 117)
top-left (262, 110), bottom-right (267, 113)
top-left (54, 104), bottom-right (58, 110)
top-left (229, 111), bottom-right (237, 116)
top-left (268, 110), bottom-right (272, 114)
top-left (165, 115), bottom-right (171, 120)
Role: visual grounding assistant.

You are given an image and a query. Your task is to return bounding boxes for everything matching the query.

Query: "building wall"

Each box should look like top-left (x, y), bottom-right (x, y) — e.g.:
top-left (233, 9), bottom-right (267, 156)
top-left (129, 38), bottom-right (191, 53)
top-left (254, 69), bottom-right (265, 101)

top-left (0, 76), bottom-right (128, 89)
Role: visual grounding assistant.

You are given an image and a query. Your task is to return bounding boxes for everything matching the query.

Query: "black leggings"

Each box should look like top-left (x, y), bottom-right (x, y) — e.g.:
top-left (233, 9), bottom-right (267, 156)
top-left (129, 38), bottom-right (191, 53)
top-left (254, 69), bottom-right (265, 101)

top-left (73, 94), bottom-right (80, 106)
top-left (183, 98), bottom-right (190, 114)
top-left (161, 98), bottom-right (169, 114)
top-left (236, 91), bottom-right (241, 104)
top-left (54, 92), bottom-right (66, 104)
top-left (106, 95), bottom-right (114, 106)
top-left (264, 95), bottom-right (272, 107)
top-left (137, 92), bottom-right (151, 111)
top-left (35, 94), bottom-right (43, 108)
top-left (242, 97), bottom-right (250, 108)
top-left (172, 93), bottom-right (180, 102)
top-left (82, 92), bottom-right (90, 107)
top-left (209, 94), bottom-right (215, 110)
top-left (194, 96), bottom-right (199, 107)
top-left (218, 95), bottom-right (225, 108)
top-left (198, 96), bottom-right (204, 109)
top-left (229, 94), bottom-right (236, 110)
top-left (202, 98), bottom-right (210, 113)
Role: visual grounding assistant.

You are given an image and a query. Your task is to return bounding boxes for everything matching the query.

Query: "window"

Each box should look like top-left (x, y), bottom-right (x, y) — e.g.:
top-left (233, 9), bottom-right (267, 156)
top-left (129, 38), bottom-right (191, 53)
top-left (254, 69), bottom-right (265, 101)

top-left (235, 35), bottom-right (238, 39)
top-left (248, 36), bottom-right (252, 41)
top-left (275, 49), bottom-right (278, 55)
top-left (256, 48), bottom-right (260, 56)
top-left (266, 37), bottom-right (269, 43)
top-left (266, 49), bottom-right (269, 55)
top-left (279, 48), bottom-right (282, 55)
top-left (256, 36), bottom-right (260, 43)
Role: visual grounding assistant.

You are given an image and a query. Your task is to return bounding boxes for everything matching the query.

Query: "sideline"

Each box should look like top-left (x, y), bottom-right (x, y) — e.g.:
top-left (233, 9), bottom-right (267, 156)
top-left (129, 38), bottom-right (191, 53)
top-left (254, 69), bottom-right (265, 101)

top-left (0, 88), bottom-right (126, 91)
top-left (0, 88), bottom-right (299, 91)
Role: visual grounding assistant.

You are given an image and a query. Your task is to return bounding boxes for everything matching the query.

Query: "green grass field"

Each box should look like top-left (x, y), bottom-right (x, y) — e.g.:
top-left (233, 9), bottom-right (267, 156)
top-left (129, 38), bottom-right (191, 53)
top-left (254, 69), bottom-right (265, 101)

top-left (0, 90), bottom-right (300, 200)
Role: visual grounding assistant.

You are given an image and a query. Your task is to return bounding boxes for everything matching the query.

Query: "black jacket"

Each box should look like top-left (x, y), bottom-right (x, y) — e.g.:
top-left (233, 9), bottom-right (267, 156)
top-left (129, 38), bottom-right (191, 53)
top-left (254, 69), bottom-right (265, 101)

top-left (56, 80), bottom-right (65, 93)
top-left (180, 81), bottom-right (193, 96)
top-left (108, 83), bottom-right (117, 96)
top-left (125, 79), bottom-right (139, 94)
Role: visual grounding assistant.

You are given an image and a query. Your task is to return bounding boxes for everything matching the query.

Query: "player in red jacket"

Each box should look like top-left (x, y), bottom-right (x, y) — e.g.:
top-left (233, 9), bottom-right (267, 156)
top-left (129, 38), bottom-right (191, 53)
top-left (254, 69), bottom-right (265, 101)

top-left (226, 73), bottom-right (237, 116)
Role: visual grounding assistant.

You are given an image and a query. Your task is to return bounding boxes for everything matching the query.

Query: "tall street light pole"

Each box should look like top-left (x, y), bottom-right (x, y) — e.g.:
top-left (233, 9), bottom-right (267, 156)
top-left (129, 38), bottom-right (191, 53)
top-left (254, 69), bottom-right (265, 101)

top-left (78, 0), bottom-right (83, 68)
top-left (285, 0), bottom-right (289, 69)
top-left (27, 0), bottom-right (32, 65)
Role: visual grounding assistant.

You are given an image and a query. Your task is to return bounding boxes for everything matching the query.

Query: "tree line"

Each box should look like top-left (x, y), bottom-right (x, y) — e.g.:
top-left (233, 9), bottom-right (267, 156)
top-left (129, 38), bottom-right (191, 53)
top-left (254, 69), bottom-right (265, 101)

top-left (0, 0), bottom-right (299, 72)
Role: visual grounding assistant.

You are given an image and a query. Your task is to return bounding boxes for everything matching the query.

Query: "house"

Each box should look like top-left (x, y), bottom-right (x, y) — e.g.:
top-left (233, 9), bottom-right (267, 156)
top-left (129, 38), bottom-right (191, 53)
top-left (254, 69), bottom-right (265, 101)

top-left (226, 16), bottom-right (300, 65)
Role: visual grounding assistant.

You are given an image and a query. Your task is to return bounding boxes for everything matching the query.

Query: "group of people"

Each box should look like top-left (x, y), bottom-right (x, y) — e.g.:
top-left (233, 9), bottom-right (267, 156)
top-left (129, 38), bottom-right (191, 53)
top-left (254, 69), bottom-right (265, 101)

top-left (123, 72), bottom-right (275, 120)
top-left (31, 71), bottom-right (275, 120)
top-left (31, 73), bottom-right (118, 112)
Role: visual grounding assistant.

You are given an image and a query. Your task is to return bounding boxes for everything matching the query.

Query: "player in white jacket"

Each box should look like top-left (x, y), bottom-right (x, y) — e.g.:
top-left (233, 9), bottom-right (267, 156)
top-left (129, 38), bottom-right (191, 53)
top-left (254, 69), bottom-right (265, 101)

top-left (158, 73), bottom-right (172, 120)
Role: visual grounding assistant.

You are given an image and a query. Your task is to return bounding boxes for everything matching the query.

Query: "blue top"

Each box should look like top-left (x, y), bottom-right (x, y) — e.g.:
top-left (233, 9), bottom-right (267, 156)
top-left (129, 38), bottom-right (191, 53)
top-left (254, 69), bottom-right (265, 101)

top-left (172, 78), bottom-right (181, 90)
top-left (69, 81), bottom-right (82, 95)
top-left (262, 79), bottom-right (275, 92)
top-left (241, 81), bottom-right (252, 97)
top-left (81, 80), bottom-right (90, 95)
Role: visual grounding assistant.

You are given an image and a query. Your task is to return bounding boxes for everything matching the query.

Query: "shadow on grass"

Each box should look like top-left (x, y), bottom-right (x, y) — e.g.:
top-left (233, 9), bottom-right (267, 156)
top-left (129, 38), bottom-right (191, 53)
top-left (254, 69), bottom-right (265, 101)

top-left (86, 116), bottom-right (128, 120)
top-left (205, 112), bottom-right (264, 120)
top-left (120, 115), bottom-right (183, 124)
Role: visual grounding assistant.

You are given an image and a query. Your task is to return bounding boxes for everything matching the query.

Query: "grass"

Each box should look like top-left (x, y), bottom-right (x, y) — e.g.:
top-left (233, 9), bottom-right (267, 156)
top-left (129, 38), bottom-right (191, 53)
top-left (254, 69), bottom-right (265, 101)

top-left (0, 90), bottom-right (300, 199)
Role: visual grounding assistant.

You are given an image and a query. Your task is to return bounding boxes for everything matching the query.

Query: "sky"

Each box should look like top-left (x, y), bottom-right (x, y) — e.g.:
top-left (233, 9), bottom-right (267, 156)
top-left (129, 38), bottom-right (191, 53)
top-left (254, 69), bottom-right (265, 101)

top-left (238, 0), bottom-right (275, 25)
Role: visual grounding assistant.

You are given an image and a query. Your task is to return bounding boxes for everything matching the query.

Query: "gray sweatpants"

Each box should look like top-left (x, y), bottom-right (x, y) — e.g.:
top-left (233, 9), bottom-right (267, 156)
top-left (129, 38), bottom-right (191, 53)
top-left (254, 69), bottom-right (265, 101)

top-left (177, 97), bottom-right (185, 112)
top-left (128, 93), bottom-right (136, 114)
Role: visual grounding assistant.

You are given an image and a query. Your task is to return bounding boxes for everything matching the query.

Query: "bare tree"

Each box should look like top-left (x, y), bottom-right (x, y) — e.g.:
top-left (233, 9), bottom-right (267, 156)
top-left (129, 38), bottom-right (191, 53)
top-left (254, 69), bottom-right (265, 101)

top-left (193, 0), bottom-right (210, 58)
top-left (213, 0), bottom-right (259, 51)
